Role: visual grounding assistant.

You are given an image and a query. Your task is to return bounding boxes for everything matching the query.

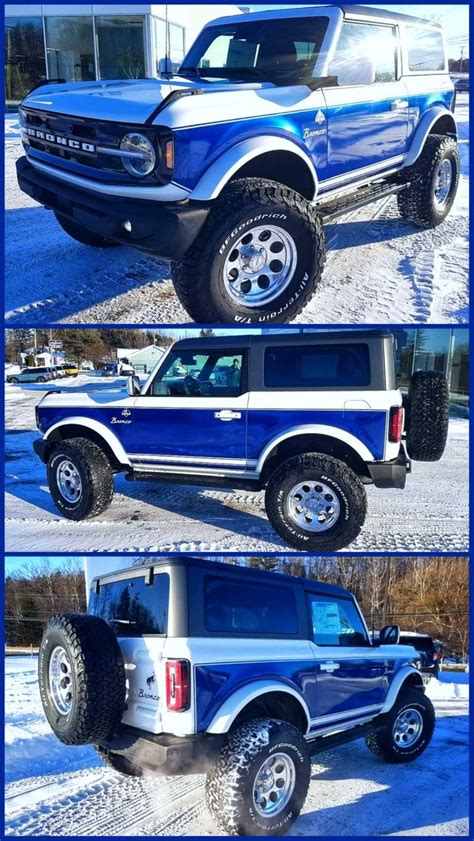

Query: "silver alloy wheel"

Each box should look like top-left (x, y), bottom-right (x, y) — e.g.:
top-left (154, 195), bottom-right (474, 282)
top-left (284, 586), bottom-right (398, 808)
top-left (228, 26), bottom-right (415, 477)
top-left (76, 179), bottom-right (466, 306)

top-left (223, 225), bottom-right (298, 307)
top-left (57, 459), bottom-right (82, 504)
top-left (287, 480), bottom-right (341, 532)
top-left (49, 645), bottom-right (74, 715)
top-left (392, 707), bottom-right (423, 748)
top-left (433, 158), bottom-right (453, 210)
top-left (253, 752), bottom-right (296, 818)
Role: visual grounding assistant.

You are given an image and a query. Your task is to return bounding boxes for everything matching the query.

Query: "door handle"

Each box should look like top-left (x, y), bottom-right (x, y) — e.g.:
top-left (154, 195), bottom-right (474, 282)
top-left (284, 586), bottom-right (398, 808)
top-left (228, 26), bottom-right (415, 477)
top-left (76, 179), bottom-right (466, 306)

top-left (214, 410), bottom-right (242, 421)
top-left (391, 99), bottom-right (408, 110)
top-left (320, 661), bottom-right (340, 673)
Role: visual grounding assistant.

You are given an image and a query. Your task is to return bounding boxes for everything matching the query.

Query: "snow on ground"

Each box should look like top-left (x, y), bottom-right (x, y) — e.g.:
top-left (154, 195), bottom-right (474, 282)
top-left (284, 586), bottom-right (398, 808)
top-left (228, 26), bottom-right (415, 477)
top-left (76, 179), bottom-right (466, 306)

top-left (4, 656), bottom-right (469, 836)
top-left (4, 378), bottom-right (469, 553)
top-left (4, 95), bottom-right (469, 325)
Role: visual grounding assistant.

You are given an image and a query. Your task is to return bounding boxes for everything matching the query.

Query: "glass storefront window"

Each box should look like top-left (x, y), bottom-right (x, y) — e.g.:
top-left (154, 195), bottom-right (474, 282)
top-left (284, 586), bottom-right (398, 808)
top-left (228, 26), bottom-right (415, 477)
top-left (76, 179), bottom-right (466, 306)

top-left (169, 22), bottom-right (185, 71)
top-left (449, 329), bottom-right (469, 414)
top-left (413, 328), bottom-right (450, 375)
top-left (152, 16), bottom-right (167, 73)
top-left (5, 17), bottom-right (46, 108)
top-left (96, 16), bottom-right (145, 80)
top-left (393, 329), bottom-right (416, 390)
top-left (45, 16), bottom-right (95, 83)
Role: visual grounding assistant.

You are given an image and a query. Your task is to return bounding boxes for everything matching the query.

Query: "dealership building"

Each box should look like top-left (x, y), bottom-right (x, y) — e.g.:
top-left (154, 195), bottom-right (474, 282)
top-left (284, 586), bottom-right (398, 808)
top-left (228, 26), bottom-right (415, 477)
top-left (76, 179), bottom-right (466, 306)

top-left (5, 4), bottom-right (241, 109)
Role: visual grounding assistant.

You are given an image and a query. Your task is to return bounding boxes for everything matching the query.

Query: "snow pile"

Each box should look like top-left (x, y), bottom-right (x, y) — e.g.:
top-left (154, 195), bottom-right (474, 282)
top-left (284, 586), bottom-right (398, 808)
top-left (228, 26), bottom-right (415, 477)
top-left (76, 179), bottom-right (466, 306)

top-left (426, 671), bottom-right (469, 703)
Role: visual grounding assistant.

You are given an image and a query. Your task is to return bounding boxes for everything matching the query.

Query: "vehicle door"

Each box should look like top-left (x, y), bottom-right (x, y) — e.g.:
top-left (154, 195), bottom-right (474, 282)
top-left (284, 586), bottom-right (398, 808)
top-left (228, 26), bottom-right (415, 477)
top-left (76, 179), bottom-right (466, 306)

top-left (130, 347), bottom-right (249, 474)
top-left (321, 19), bottom-right (409, 184)
top-left (307, 590), bottom-right (389, 730)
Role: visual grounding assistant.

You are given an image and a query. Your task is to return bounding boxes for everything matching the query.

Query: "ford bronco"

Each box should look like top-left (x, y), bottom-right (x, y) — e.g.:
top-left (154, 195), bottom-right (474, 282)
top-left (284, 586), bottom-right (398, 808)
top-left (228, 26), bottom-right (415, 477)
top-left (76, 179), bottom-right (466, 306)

top-left (38, 557), bottom-right (436, 836)
top-left (33, 331), bottom-right (449, 551)
top-left (17, 5), bottom-right (459, 324)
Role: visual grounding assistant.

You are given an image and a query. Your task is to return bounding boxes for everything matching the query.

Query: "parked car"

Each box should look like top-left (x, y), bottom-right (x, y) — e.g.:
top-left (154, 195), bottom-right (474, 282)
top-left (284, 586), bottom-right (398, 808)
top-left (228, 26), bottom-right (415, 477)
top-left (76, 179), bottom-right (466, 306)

top-left (62, 363), bottom-right (79, 377)
top-left (38, 557), bottom-right (435, 836)
top-left (399, 633), bottom-right (442, 679)
top-left (17, 5), bottom-right (459, 324)
top-left (454, 77), bottom-right (469, 92)
top-left (51, 365), bottom-right (67, 379)
top-left (7, 366), bottom-right (54, 384)
top-left (32, 331), bottom-right (449, 551)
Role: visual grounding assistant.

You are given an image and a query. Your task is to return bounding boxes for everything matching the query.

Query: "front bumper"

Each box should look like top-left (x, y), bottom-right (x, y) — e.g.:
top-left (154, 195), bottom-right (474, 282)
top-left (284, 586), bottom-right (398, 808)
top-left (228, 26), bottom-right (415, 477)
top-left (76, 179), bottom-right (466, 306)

top-left (33, 437), bottom-right (49, 463)
top-left (99, 726), bottom-right (224, 775)
top-left (366, 446), bottom-right (411, 489)
top-left (16, 156), bottom-right (210, 260)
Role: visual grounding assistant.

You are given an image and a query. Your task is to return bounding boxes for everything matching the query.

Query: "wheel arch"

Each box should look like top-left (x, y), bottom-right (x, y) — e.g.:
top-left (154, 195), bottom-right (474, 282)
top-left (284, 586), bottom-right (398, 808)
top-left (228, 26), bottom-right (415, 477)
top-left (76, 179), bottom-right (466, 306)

top-left (403, 107), bottom-right (457, 168)
top-left (189, 137), bottom-right (318, 202)
top-left (380, 667), bottom-right (425, 714)
top-left (206, 681), bottom-right (311, 736)
top-left (43, 417), bottom-right (130, 470)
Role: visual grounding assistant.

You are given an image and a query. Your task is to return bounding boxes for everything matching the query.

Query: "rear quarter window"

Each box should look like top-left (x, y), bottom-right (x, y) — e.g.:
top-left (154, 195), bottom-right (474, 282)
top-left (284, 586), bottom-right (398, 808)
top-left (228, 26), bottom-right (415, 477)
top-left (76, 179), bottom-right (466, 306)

top-left (89, 573), bottom-right (169, 636)
top-left (264, 343), bottom-right (371, 388)
top-left (204, 575), bottom-right (298, 635)
top-left (406, 27), bottom-right (445, 72)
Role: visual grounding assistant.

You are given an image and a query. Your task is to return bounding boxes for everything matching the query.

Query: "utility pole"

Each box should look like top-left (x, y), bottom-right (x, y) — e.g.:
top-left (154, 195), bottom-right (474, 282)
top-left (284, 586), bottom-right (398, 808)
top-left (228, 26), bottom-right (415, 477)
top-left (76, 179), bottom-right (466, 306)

top-left (381, 557), bottom-right (393, 626)
top-left (460, 46), bottom-right (464, 74)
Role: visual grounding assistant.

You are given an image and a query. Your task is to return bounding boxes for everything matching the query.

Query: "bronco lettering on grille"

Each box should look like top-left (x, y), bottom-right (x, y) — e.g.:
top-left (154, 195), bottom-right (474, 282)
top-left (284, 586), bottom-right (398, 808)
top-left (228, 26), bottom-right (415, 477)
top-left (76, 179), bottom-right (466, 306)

top-left (23, 127), bottom-right (96, 153)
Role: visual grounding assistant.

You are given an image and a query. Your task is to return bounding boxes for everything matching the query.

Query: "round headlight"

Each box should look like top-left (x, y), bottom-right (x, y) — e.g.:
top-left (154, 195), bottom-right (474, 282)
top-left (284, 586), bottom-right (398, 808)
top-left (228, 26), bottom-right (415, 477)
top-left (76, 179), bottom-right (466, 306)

top-left (120, 132), bottom-right (156, 177)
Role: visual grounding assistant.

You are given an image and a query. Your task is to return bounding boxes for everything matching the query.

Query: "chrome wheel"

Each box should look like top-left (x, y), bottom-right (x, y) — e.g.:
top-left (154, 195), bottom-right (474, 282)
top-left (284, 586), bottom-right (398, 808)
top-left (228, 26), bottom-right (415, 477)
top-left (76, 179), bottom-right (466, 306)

top-left (287, 480), bottom-right (341, 532)
top-left (56, 460), bottom-right (82, 504)
top-left (223, 225), bottom-right (297, 307)
top-left (392, 707), bottom-right (423, 748)
top-left (253, 753), bottom-right (296, 818)
top-left (49, 646), bottom-right (74, 715)
top-left (434, 158), bottom-right (453, 210)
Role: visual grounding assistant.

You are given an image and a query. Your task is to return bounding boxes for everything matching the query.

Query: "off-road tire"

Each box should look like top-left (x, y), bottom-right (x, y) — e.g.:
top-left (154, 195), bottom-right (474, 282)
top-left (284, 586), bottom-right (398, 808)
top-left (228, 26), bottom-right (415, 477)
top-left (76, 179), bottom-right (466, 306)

top-left (38, 613), bottom-right (126, 745)
top-left (206, 718), bottom-right (310, 836)
top-left (405, 371), bottom-right (449, 461)
top-left (174, 178), bottom-right (326, 324)
top-left (95, 745), bottom-right (143, 777)
top-left (265, 453), bottom-right (367, 551)
top-left (397, 135), bottom-right (460, 227)
top-left (47, 438), bottom-right (114, 520)
top-left (365, 689), bottom-right (435, 764)
top-left (54, 211), bottom-right (121, 247)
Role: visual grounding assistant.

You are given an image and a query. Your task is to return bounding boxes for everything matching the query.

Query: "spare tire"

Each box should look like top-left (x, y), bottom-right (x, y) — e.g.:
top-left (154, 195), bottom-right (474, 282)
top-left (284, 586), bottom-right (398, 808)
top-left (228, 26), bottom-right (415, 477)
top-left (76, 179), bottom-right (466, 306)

top-left (405, 371), bottom-right (449, 462)
top-left (38, 613), bottom-right (126, 745)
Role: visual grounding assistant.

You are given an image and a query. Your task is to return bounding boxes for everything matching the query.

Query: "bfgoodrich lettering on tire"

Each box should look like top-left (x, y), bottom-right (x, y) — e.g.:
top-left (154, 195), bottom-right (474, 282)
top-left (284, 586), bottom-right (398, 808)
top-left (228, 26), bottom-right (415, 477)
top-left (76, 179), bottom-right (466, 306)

top-left (205, 718), bottom-right (310, 836)
top-left (173, 178), bottom-right (326, 324)
top-left (365, 689), bottom-right (435, 764)
top-left (265, 453), bottom-right (367, 551)
top-left (47, 438), bottom-right (114, 520)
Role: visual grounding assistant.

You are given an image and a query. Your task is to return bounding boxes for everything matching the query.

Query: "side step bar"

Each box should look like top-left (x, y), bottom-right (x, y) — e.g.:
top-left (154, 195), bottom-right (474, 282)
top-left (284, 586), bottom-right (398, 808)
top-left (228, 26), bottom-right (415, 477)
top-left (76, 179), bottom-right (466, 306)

top-left (316, 181), bottom-right (408, 223)
top-left (307, 720), bottom-right (383, 755)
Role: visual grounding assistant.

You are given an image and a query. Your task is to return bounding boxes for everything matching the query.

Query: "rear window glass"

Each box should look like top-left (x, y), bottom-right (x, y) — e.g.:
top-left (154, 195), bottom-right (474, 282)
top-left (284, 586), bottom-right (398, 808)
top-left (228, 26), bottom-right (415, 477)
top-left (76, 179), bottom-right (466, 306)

top-left (400, 635), bottom-right (434, 651)
top-left (89, 573), bottom-right (169, 636)
top-left (264, 343), bottom-right (371, 388)
top-left (204, 575), bottom-right (298, 634)
top-left (406, 27), bottom-right (445, 72)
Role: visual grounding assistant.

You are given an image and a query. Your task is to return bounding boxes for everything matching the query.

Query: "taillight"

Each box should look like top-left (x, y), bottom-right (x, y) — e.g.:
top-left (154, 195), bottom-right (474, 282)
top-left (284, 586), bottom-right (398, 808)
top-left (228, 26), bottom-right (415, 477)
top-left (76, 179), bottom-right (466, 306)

top-left (166, 660), bottom-right (190, 711)
top-left (389, 406), bottom-right (404, 443)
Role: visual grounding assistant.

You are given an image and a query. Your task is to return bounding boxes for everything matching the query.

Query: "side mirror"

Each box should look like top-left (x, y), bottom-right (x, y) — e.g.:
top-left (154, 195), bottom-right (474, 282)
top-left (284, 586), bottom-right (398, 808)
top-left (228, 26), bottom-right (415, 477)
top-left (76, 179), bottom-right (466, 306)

top-left (379, 624), bottom-right (401, 646)
top-left (158, 57), bottom-right (173, 77)
top-left (127, 375), bottom-right (141, 397)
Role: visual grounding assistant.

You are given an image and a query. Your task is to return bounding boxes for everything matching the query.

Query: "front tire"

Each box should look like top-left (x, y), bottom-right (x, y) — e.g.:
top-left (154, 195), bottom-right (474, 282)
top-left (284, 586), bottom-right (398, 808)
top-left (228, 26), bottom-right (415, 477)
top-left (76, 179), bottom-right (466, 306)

top-left (265, 453), bottom-right (367, 551)
top-left (47, 438), bottom-right (114, 520)
top-left (397, 135), bottom-right (460, 228)
top-left (174, 178), bottom-right (326, 324)
top-left (365, 689), bottom-right (435, 764)
top-left (54, 212), bottom-right (121, 248)
top-left (206, 718), bottom-right (310, 836)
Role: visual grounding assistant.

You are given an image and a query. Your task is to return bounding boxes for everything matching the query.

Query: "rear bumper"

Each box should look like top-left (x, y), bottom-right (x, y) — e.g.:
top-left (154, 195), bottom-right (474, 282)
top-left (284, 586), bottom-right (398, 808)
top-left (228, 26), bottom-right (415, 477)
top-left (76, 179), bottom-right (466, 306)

top-left (16, 156), bottom-right (210, 260)
top-left (366, 446), bottom-right (411, 489)
top-left (99, 726), bottom-right (224, 775)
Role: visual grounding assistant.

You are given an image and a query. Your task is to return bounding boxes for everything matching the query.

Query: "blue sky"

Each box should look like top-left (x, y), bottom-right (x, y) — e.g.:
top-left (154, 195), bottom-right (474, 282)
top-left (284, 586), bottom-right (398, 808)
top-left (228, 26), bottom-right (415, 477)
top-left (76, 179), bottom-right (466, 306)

top-left (5, 556), bottom-right (80, 577)
top-left (249, 4), bottom-right (469, 55)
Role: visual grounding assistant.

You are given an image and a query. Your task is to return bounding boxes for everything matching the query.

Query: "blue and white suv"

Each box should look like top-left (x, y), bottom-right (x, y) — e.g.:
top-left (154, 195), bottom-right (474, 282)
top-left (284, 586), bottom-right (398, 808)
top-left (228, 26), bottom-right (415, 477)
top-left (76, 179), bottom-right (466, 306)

top-left (38, 558), bottom-right (436, 836)
top-left (16, 5), bottom-right (459, 324)
top-left (33, 331), bottom-right (449, 551)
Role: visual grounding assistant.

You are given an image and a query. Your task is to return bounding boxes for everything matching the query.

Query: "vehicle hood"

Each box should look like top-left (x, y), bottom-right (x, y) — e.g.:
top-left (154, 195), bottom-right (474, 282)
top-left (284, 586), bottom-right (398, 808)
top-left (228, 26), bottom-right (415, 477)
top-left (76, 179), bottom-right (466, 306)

top-left (21, 77), bottom-right (269, 124)
top-left (38, 386), bottom-right (129, 408)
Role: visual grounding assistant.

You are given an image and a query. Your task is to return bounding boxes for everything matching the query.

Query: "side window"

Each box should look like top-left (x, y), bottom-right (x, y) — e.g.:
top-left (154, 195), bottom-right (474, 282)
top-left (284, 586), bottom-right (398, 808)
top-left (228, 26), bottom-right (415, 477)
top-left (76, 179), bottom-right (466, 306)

top-left (308, 594), bottom-right (369, 646)
top-left (406, 27), bottom-right (445, 72)
top-left (329, 22), bottom-right (397, 85)
top-left (264, 343), bottom-right (371, 389)
top-left (204, 575), bottom-right (298, 635)
top-left (149, 350), bottom-right (246, 397)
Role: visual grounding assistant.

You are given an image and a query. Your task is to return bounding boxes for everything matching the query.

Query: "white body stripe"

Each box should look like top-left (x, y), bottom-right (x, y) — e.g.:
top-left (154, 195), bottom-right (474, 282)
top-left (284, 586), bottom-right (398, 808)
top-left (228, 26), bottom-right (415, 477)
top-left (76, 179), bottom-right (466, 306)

top-left (43, 416), bottom-right (131, 466)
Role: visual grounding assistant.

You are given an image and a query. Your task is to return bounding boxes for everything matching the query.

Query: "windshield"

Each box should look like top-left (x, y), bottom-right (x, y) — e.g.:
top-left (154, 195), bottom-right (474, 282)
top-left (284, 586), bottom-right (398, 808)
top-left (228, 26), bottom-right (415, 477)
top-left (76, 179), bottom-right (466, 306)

top-left (179, 16), bottom-right (329, 85)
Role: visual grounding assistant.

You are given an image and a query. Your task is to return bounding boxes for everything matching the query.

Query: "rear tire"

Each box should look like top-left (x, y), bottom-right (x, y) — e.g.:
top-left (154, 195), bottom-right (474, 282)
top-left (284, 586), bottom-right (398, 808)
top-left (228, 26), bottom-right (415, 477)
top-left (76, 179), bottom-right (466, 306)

top-left (47, 438), bottom-right (114, 520)
top-left (397, 135), bottom-right (460, 228)
top-left (405, 371), bottom-right (449, 461)
top-left (54, 211), bottom-right (121, 248)
top-left (265, 453), bottom-right (367, 551)
top-left (38, 613), bottom-right (126, 745)
top-left (36, 376), bottom-right (46, 383)
top-left (174, 178), bottom-right (326, 324)
top-left (9, 377), bottom-right (19, 383)
top-left (365, 689), bottom-right (435, 764)
top-left (206, 718), bottom-right (310, 836)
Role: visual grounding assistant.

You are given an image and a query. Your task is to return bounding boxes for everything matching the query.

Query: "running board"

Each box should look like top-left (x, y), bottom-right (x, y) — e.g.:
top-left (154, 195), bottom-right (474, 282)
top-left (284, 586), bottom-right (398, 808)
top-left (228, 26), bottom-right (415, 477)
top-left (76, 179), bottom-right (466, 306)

top-left (316, 181), bottom-right (408, 223)
top-left (306, 720), bottom-right (383, 755)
